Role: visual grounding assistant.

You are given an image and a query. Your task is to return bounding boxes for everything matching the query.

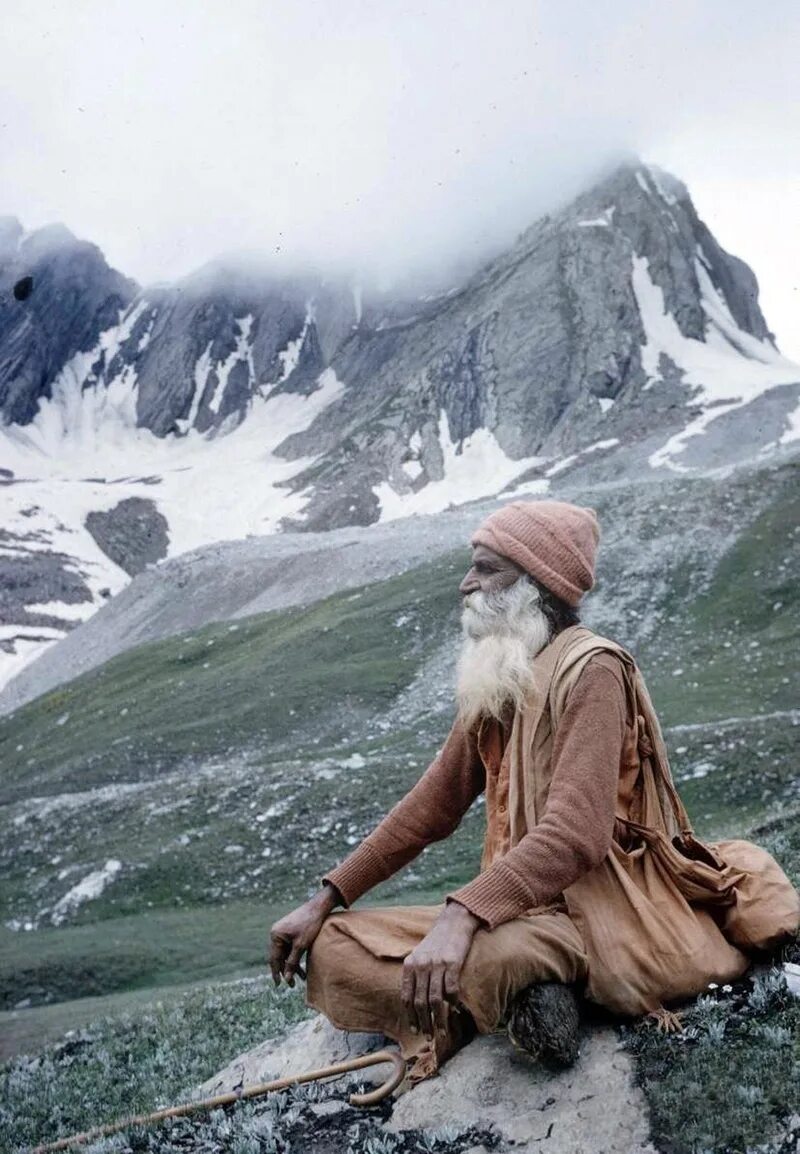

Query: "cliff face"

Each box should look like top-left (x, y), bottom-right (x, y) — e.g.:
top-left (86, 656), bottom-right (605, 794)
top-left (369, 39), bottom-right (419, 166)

top-left (1, 163), bottom-right (798, 693)
top-left (0, 219), bottom-right (137, 425)
top-left (277, 163), bottom-right (793, 529)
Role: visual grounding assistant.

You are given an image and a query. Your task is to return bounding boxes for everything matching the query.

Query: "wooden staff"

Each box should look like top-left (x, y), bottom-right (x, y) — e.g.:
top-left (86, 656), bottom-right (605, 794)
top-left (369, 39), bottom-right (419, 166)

top-left (30, 1048), bottom-right (406, 1154)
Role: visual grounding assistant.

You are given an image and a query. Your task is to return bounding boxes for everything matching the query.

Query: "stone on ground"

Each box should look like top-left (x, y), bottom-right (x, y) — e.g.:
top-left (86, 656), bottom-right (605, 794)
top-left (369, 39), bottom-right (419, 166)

top-left (195, 1015), bottom-right (391, 1096)
top-left (386, 1027), bottom-right (656, 1154)
top-left (199, 1014), bottom-right (656, 1153)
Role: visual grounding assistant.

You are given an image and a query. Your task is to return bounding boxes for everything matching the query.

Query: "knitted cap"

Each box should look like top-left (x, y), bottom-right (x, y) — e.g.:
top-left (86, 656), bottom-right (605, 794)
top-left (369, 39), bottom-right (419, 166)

top-left (471, 499), bottom-right (600, 606)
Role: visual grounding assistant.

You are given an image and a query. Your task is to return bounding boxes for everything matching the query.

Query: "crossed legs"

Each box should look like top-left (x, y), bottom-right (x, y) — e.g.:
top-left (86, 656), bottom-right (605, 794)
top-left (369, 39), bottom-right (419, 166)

top-left (305, 902), bottom-right (587, 1082)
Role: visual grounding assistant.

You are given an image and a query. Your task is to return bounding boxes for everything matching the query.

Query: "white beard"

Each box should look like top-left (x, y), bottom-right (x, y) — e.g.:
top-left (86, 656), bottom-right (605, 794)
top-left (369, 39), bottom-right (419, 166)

top-left (456, 577), bottom-right (552, 731)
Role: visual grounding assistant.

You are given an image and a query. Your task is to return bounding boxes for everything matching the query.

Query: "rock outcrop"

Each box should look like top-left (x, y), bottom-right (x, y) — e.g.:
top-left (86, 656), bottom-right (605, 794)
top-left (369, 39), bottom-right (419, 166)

top-left (197, 1013), bottom-right (656, 1154)
top-left (0, 217), bottom-right (136, 425)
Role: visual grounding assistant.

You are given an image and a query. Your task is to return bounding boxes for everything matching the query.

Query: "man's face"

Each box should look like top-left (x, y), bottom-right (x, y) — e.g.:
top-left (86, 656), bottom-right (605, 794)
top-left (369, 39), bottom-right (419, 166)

top-left (455, 543), bottom-right (550, 726)
top-left (459, 544), bottom-right (525, 600)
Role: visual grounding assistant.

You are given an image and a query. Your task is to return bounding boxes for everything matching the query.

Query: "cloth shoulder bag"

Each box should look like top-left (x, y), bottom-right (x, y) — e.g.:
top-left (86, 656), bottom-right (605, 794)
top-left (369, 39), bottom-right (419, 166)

top-left (543, 627), bottom-right (799, 1017)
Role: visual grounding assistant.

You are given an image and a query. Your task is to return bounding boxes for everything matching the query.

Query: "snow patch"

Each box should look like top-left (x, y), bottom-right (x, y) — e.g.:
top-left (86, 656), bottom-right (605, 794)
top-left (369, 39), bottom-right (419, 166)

top-left (100, 301), bottom-right (149, 367)
top-left (137, 311), bottom-right (156, 352)
top-left (577, 207), bottom-right (615, 228)
top-left (0, 363), bottom-right (347, 688)
top-left (597, 397), bottom-right (615, 413)
top-left (207, 315), bottom-right (254, 415)
top-left (778, 397), bottom-right (800, 444)
top-left (401, 430), bottom-right (424, 479)
top-left (544, 439), bottom-right (620, 477)
top-left (177, 342), bottom-right (213, 434)
top-left (276, 313), bottom-right (311, 383)
top-left (24, 599), bottom-right (93, 621)
top-left (0, 635), bottom-right (61, 694)
top-left (373, 411), bottom-right (544, 522)
top-left (646, 166), bottom-right (680, 206)
top-left (49, 859), bottom-right (122, 925)
top-left (630, 254), bottom-right (800, 470)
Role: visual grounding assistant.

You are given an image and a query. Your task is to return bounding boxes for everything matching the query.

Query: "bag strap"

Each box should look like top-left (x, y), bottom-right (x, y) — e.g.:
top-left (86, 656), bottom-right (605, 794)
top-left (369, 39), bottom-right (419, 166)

top-left (549, 629), bottom-right (693, 839)
top-left (624, 664), bottom-right (693, 837)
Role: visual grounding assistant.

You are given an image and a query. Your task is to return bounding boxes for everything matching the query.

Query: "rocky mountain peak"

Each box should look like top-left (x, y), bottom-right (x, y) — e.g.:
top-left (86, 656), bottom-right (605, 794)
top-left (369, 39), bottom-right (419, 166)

top-left (1, 162), bottom-right (798, 695)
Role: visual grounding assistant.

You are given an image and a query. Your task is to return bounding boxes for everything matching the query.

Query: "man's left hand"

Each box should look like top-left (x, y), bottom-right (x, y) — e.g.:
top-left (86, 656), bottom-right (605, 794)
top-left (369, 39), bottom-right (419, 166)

top-left (401, 901), bottom-right (483, 1037)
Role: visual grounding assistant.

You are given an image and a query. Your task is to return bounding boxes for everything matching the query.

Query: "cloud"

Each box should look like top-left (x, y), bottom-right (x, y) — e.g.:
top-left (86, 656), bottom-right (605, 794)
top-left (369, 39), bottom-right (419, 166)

top-left (0, 0), bottom-right (797, 345)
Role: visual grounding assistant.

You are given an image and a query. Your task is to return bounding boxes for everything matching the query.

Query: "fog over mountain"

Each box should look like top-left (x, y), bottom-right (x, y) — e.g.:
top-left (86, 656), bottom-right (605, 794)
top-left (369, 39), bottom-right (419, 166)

top-left (2, 2), bottom-right (798, 351)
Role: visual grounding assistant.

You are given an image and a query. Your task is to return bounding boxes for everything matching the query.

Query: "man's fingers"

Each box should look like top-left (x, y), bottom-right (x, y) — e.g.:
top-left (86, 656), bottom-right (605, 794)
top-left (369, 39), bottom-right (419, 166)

top-left (429, 965), bottom-right (446, 1033)
top-left (401, 963), bottom-right (418, 1032)
top-left (444, 962), bottom-right (461, 1004)
top-left (284, 943), bottom-right (304, 987)
top-left (414, 968), bottom-right (433, 1037)
top-left (269, 934), bottom-right (290, 986)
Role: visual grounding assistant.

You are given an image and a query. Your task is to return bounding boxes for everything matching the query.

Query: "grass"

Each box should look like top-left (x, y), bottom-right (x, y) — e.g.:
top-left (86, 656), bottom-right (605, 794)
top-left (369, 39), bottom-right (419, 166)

top-left (0, 976), bottom-right (500, 1154)
top-left (0, 899), bottom-right (282, 1014)
top-left (622, 809), bottom-right (800, 1154)
top-left (0, 975), bottom-right (311, 1153)
top-left (0, 863), bottom-right (480, 1014)
top-left (0, 552), bottom-right (467, 803)
top-left (624, 963), bottom-right (800, 1154)
top-left (0, 968), bottom-right (263, 1063)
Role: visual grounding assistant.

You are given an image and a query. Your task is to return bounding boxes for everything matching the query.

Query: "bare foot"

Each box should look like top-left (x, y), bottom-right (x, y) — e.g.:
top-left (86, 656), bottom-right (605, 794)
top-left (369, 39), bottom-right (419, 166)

top-left (507, 982), bottom-right (581, 1068)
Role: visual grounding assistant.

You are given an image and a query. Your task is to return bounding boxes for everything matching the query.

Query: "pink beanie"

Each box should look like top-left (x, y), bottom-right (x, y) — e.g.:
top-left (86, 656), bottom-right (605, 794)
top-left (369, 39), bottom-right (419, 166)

top-left (471, 499), bottom-right (600, 607)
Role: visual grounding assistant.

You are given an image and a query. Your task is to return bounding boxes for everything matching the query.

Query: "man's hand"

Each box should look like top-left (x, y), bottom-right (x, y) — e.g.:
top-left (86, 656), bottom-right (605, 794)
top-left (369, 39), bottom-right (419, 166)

top-left (269, 882), bottom-right (340, 987)
top-left (401, 900), bottom-right (483, 1037)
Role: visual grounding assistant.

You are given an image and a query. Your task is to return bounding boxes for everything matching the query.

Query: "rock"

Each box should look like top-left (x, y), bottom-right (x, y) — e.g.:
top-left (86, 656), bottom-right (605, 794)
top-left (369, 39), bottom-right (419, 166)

top-left (0, 221), bottom-right (137, 426)
top-left (309, 1100), bottom-right (347, 1117)
top-left (195, 1015), bottom-right (393, 1098)
top-left (783, 962), bottom-right (800, 997)
top-left (85, 497), bottom-right (169, 575)
top-left (200, 1014), bottom-right (656, 1154)
top-left (385, 1027), bottom-right (656, 1154)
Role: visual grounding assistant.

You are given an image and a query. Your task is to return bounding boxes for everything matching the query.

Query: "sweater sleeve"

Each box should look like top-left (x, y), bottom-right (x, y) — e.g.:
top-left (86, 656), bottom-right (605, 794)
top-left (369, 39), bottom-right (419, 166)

top-left (445, 653), bottom-right (628, 930)
top-left (321, 713), bottom-right (486, 907)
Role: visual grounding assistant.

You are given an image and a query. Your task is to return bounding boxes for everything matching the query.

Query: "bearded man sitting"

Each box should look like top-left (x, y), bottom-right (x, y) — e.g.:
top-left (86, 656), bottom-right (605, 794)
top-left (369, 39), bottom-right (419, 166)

top-left (268, 499), bottom-right (799, 1084)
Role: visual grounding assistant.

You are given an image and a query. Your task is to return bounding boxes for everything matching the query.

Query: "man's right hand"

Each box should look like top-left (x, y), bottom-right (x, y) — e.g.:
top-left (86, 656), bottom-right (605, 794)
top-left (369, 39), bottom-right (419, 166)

top-left (268, 882), bottom-right (341, 987)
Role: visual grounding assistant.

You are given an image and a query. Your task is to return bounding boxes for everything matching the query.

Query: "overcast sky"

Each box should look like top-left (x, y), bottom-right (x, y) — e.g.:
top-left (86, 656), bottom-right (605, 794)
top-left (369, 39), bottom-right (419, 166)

top-left (1, 0), bottom-right (798, 355)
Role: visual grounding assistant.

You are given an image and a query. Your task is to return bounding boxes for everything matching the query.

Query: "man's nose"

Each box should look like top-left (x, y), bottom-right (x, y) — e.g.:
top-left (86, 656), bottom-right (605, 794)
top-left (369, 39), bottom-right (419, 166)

top-left (459, 571), bottom-right (479, 596)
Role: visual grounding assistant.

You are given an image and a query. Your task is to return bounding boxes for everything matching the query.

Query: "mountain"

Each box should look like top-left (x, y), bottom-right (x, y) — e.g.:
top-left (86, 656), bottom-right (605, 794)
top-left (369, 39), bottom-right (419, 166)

top-left (1, 162), bottom-right (799, 698)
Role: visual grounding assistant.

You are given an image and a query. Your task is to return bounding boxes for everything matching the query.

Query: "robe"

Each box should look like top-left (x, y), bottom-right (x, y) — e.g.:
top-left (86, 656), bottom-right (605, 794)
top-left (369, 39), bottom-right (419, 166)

top-left (305, 625), bottom-right (799, 1081)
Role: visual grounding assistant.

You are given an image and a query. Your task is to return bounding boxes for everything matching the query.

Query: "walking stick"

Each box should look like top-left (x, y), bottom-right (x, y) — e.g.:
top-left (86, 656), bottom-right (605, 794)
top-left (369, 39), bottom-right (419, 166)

top-left (29, 1048), bottom-right (406, 1154)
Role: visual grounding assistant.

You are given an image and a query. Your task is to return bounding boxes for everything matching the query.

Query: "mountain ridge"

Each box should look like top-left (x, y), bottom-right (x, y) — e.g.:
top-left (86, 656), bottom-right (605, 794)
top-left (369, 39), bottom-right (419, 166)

top-left (1, 161), bottom-right (799, 698)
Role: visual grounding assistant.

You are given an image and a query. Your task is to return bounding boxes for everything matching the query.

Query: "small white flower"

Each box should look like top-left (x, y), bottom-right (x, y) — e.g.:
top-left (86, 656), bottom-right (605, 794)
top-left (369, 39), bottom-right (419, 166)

top-left (707, 982), bottom-right (719, 990)
top-left (721, 984), bottom-right (733, 993)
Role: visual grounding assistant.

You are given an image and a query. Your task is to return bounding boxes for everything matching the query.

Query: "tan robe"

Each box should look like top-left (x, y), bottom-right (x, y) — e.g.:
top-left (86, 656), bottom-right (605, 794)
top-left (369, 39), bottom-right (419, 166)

top-left (306, 626), bottom-right (799, 1081)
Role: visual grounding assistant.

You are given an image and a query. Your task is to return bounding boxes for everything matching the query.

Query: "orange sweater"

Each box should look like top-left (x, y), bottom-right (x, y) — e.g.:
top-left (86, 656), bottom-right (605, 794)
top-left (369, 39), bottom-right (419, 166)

top-left (322, 651), bottom-right (632, 930)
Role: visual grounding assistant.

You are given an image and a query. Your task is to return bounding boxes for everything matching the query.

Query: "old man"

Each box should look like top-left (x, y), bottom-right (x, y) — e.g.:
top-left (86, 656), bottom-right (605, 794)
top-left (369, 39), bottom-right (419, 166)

top-left (269, 499), bottom-right (799, 1083)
